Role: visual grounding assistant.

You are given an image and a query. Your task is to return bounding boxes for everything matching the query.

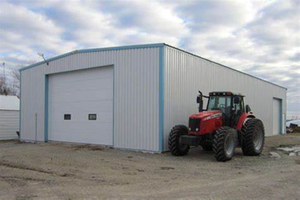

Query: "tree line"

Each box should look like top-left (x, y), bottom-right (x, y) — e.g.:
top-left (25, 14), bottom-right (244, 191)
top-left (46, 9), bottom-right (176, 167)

top-left (0, 66), bottom-right (21, 97)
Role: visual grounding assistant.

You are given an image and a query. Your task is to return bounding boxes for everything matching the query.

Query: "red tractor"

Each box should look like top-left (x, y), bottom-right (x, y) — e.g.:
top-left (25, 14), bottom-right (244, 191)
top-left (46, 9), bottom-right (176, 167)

top-left (168, 91), bottom-right (265, 162)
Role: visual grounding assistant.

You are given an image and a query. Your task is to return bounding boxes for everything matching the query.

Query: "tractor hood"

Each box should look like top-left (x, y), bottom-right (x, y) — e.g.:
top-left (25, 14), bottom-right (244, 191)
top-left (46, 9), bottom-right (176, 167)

top-left (189, 110), bottom-right (222, 120)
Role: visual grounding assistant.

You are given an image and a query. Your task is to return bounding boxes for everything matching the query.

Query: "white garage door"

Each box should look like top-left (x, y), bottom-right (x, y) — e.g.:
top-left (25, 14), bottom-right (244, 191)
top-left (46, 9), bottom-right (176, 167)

top-left (273, 98), bottom-right (281, 135)
top-left (48, 66), bottom-right (113, 145)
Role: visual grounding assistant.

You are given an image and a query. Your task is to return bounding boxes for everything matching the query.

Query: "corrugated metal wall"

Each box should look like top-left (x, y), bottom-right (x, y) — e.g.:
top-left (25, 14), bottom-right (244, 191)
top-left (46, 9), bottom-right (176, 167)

top-left (163, 46), bottom-right (286, 150)
top-left (20, 47), bottom-right (160, 151)
top-left (20, 44), bottom-right (287, 152)
top-left (0, 110), bottom-right (19, 140)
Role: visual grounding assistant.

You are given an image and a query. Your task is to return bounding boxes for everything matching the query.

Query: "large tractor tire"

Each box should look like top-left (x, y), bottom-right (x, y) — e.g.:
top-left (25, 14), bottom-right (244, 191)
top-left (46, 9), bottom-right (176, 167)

top-left (168, 125), bottom-right (190, 156)
top-left (213, 127), bottom-right (237, 162)
top-left (241, 118), bottom-right (265, 156)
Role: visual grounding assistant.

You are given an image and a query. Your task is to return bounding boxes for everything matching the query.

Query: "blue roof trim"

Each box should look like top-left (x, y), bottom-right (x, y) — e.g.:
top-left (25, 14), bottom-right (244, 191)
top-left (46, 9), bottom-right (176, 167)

top-left (19, 42), bottom-right (285, 90)
top-left (19, 43), bottom-right (165, 72)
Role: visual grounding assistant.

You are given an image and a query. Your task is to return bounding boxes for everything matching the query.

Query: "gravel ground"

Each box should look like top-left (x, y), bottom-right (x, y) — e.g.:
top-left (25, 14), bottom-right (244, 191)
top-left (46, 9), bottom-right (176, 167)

top-left (0, 133), bottom-right (299, 200)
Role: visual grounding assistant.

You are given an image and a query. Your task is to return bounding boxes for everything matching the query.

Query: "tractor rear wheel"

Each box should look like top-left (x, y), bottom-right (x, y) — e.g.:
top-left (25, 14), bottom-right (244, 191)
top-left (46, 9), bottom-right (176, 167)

top-left (242, 118), bottom-right (265, 156)
top-left (168, 125), bottom-right (190, 156)
top-left (213, 127), bottom-right (237, 162)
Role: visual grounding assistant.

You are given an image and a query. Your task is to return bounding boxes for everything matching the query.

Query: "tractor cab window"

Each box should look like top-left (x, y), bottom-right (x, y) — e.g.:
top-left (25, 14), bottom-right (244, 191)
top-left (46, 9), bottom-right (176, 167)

top-left (232, 97), bottom-right (242, 116)
top-left (207, 96), bottom-right (231, 116)
top-left (232, 96), bottom-right (244, 126)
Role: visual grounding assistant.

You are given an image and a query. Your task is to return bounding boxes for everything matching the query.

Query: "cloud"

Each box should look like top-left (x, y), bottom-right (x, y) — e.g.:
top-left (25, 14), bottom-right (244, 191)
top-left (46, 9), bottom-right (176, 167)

top-left (0, 0), bottom-right (299, 117)
top-left (168, 0), bottom-right (299, 114)
top-left (0, 1), bottom-right (78, 67)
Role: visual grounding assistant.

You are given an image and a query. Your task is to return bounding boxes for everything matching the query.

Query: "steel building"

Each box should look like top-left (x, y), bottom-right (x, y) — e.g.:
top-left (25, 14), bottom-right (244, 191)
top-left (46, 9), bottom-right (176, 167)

top-left (0, 95), bottom-right (19, 140)
top-left (19, 43), bottom-right (286, 152)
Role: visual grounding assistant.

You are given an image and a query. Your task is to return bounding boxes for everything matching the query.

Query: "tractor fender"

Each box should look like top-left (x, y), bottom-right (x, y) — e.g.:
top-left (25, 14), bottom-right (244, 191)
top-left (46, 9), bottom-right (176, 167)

top-left (236, 113), bottom-right (255, 130)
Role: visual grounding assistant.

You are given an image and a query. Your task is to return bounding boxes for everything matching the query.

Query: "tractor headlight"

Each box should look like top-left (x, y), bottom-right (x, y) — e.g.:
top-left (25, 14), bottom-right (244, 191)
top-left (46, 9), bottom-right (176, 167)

top-left (189, 118), bottom-right (201, 132)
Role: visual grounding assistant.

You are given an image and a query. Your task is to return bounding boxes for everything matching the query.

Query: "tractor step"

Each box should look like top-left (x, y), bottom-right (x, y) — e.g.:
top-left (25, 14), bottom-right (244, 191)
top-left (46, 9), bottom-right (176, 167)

top-left (180, 135), bottom-right (200, 146)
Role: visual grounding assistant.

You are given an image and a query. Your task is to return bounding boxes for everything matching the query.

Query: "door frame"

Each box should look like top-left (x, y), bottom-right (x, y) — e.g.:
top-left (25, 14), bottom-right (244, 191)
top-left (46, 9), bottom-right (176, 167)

top-left (273, 97), bottom-right (283, 134)
top-left (44, 65), bottom-right (115, 145)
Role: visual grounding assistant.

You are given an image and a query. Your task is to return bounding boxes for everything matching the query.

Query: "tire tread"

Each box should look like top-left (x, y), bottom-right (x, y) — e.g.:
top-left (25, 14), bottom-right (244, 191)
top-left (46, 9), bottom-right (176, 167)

top-left (213, 126), bottom-right (236, 162)
top-left (168, 125), bottom-right (190, 156)
top-left (241, 118), bottom-right (265, 156)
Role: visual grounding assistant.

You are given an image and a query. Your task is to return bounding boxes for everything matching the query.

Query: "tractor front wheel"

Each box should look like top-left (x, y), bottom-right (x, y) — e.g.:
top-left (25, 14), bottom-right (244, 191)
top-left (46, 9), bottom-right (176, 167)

top-left (213, 127), bottom-right (237, 162)
top-left (242, 118), bottom-right (265, 156)
top-left (168, 125), bottom-right (190, 156)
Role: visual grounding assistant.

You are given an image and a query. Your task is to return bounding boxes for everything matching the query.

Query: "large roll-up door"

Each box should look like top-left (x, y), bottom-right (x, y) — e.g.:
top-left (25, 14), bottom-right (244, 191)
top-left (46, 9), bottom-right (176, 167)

top-left (48, 66), bottom-right (113, 145)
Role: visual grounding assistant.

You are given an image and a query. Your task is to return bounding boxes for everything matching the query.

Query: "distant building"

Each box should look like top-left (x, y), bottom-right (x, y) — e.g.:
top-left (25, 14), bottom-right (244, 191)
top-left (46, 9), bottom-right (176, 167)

top-left (0, 95), bottom-right (19, 140)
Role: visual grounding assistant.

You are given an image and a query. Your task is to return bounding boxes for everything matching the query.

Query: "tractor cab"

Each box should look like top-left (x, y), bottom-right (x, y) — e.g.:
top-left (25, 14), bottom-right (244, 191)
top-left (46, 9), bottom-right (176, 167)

top-left (206, 92), bottom-right (245, 127)
top-left (196, 91), bottom-right (251, 128)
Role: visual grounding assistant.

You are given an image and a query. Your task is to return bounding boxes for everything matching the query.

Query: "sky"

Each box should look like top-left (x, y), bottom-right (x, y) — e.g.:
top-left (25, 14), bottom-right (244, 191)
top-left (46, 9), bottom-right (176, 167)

top-left (0, 0), bottom-right (299, 118)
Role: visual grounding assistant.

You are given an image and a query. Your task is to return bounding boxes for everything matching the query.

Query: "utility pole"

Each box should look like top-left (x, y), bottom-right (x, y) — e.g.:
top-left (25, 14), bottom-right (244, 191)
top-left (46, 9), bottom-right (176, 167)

top-left (2, 62), bottom-right (8, 95)
top-left (3, 62), bottom-right (5, 84)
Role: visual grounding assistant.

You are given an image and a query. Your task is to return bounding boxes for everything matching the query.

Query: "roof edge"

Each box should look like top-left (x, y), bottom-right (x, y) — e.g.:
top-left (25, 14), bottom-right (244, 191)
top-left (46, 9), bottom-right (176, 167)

top-left (19, 42), bottom-right (286, 90)
top-left (19, 43), bottom-right (165, 72)
top-left (164, 44), bottom-right (287, 90)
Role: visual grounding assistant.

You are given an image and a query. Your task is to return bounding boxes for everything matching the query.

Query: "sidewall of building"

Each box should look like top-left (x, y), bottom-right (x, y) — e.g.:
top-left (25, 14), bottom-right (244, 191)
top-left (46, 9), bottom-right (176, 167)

top-left (163, 46), bottom-right (287, 150)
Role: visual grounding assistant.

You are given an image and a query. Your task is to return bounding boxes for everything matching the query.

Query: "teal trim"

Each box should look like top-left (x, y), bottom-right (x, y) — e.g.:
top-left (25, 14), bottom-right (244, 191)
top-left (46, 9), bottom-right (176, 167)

top-left (159, 46), bottom-right (165, 152)
top-left (20, 43), bottom-right (164, 72)
top-left (80, 43), bottom-right (164, 53)
top-left (279, 98), bottom-right (283, 134)
top-left (19, 42), bottom-right (286, 90)
top-left (112, 65), bottom-right (115, 147)
top-left (19, 72), bottom-right (22, 138)
top-left (44, 75), bottom-right (49, 142)
top-left (273, 97), bottom-right (283, 134)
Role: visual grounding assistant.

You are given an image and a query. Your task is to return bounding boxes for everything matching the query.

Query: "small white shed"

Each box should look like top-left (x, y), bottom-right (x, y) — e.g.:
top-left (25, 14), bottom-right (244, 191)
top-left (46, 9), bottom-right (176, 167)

top-left (0, 95), bottom-right (19, 140)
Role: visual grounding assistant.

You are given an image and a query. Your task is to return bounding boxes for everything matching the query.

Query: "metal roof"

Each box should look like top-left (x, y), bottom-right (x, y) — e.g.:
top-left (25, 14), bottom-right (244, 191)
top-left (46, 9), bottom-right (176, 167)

top-left (19, 43), bottom-right (286, 90)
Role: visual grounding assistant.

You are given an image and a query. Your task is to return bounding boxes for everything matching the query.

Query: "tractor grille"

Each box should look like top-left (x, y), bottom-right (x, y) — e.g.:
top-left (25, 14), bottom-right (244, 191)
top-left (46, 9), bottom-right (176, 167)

top-left (189, 118), bottom-right (201, 132)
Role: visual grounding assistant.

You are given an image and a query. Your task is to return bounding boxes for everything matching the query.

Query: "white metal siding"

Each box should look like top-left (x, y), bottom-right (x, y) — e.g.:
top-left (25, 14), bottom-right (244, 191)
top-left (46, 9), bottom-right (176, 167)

top-left (163, 46), bottom-right (286, 150)
top-left (20, 44), bottom-right (287, 152)
top-left (0, 110), bottom-right (19, 140)
top-left (49, 66), bottom-right (113, 145)
top-left (20, 47), bottom-right (160, 151)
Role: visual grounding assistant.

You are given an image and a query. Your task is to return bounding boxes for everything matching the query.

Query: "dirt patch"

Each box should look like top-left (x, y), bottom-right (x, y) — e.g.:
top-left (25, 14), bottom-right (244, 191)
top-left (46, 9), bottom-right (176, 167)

top-left (0, 175), bottom-right (53, 187)
top-left (0, 160), bottom-right (73, 177)
top-left (160, 167), bottom-right (175, 170)
top-left (16, 195), bottom-right (38, 200)
top-left (0, 140), bottom-right (18, 144)
top-left (0, 134), bottom-right (300, 199)
top-left (295, 159), bottom-right (300, 164)
top-left (72, 144), bottom-right (104, 151)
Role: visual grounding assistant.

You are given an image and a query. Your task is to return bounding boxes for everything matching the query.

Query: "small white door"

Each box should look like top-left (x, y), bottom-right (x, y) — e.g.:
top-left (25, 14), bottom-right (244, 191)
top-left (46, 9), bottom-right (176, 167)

top-left (48, 66), bottom-right (113, 145)
top-left (272, 98), bottom-right (281, 135)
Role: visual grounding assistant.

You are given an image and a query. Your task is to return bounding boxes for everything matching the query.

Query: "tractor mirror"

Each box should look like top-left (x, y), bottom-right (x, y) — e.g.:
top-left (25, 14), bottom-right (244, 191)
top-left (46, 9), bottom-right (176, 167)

top-left (234, 97), bottom-right (240, 104)
top-left (196, 96), bottom-right (200, 103)
top-left (246, 105), bottom-right (251, 113)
